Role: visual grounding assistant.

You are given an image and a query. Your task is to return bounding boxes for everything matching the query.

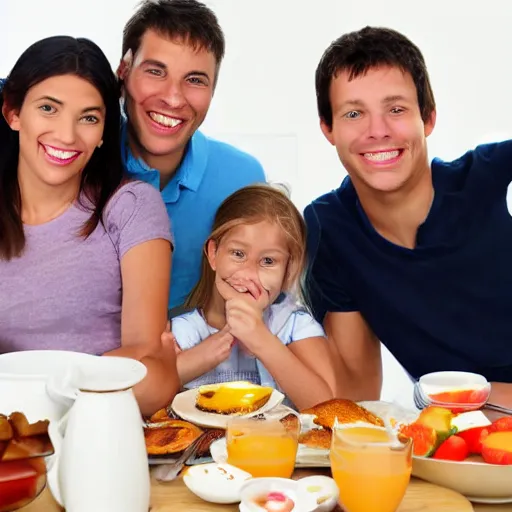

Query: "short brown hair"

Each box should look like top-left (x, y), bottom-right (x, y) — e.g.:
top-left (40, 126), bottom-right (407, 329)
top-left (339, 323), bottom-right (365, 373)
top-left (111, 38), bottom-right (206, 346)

top-left (185, 184), bottom-right (307, 310)
top-left (123, 0), bottom-right (225, 74)
top-left (316, 26), bottom-right (436, 129)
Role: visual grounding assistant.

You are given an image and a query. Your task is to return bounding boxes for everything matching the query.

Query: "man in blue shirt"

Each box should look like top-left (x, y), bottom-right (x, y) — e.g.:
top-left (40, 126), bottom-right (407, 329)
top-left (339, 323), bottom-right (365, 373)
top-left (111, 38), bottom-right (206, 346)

top-left (304, 26), bottom-right (512, 407)
top-left (117, 0), bottom-right (266, 313)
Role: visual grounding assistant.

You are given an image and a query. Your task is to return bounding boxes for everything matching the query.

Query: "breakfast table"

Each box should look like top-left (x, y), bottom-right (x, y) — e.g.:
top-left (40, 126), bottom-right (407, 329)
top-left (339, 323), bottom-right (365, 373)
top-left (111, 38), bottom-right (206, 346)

top-left (23, 469), bottom-right (512, 512)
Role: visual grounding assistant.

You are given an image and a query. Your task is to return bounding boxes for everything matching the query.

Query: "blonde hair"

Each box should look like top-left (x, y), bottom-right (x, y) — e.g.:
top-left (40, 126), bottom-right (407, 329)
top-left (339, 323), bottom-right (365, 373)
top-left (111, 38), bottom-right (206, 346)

top-left (185, 184), bottom-right (306, 310)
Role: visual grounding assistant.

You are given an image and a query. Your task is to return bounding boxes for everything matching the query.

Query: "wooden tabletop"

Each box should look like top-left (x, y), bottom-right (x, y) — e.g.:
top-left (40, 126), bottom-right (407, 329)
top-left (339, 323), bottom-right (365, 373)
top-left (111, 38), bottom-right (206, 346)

top-left (21, 407), bottom-right (512, 511)
top-left (23, 469), bottom-right (508, 512)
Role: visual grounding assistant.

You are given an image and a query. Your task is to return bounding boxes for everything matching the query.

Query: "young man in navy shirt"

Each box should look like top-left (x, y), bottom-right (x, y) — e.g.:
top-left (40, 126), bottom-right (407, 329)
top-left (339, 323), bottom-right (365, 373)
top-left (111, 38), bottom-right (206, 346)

top-left (118, 0), bottom-right (266, 314)
top-left (304, 26), bottom-right (512, 407)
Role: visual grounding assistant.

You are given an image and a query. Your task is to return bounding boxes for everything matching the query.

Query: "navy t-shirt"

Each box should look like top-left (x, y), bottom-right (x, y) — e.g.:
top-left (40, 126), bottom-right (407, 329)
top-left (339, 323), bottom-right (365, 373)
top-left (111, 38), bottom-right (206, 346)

top-left (304, 140), bottom-right (512, 383)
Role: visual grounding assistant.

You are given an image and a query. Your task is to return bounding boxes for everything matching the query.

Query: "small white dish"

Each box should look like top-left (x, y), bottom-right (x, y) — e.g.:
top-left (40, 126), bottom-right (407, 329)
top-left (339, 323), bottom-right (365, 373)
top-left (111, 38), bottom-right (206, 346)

top-left (416, 371), bottom-right (491, 411)
top-left (240, 477), bottom-right (314, 512)
top-left (183, 462), bottom-right (252, 504)
top-left (171, 387), bottom-right (285, 429)
top-left (297, 475), bottom-right (339, 512)
top-left (239, 476), bottom-right (338, 512)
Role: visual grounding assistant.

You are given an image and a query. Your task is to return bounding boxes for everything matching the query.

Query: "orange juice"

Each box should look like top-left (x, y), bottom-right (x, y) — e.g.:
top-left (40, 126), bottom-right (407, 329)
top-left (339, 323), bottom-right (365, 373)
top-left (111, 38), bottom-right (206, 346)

top-left (226, 419), bottom-right (298, 477)
top-left (330, 425), bottom-right (412, 512)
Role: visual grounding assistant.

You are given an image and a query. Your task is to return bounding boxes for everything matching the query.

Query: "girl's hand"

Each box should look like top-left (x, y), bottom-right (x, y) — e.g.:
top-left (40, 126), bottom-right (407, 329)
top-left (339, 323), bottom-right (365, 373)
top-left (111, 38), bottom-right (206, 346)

top-left (216, 276), bottom-right (270, 352)
top-left (205, 324), bottom-right (236, 364)
top-left (161, 321), bottom-right (182, 355)
top-left (225, 297), bottom-right (269, 351)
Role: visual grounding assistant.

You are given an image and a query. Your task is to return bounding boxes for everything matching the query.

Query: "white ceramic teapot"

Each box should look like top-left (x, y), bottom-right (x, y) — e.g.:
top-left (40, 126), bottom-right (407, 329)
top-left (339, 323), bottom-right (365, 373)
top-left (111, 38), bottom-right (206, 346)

top-left (0, 350), bottom-right (95, 423)
top-left (46, 355), bottom-right (151, 512)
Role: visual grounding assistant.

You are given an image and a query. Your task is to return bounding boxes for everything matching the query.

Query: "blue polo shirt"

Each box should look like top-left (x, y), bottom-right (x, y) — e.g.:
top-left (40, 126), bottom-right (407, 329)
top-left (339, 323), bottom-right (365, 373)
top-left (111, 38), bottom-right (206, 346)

top-left (304, 140), bottom-right (512, 383)
top-left (121, 124), bottom-right (266, 309)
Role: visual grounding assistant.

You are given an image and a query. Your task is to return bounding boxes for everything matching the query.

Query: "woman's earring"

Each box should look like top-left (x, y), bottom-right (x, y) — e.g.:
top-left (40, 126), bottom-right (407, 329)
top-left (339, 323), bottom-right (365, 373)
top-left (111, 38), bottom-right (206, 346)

top-left (97, 140), bottom-right (103, 149)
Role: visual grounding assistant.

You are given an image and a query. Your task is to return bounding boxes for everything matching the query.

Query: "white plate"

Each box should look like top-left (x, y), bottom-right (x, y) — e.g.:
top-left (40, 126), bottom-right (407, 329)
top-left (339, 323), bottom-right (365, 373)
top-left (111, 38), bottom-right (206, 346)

top-left (170, 387), bottom-right (285, 428)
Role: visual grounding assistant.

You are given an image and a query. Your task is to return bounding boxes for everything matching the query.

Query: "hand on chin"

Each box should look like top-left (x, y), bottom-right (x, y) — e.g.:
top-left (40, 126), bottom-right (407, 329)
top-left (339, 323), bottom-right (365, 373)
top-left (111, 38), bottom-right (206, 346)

top-left (215, 275), bottom-right (270, 350)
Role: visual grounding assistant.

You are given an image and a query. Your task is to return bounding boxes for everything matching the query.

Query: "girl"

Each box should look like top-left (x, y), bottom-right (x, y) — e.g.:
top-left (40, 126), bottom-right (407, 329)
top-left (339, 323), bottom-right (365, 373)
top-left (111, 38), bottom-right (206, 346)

top-left (0, 36), bottom-right (179, 415)
top-left (172, 184), bottom-right (336, 410)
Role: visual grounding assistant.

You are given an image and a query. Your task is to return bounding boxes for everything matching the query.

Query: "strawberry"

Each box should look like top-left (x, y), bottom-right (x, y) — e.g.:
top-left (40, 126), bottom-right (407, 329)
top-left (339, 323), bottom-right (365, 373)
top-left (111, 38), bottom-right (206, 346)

top-left (488, 417), bottom-right (512, 433)
top-left (432, 435), bottom-right (469, 461)
top-left (457, 427), bottom-right (489, 454)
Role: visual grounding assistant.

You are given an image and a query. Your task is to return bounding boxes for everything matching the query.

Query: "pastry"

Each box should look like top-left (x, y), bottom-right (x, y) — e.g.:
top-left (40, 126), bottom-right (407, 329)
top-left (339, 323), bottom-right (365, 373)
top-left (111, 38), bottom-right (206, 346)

top-left (144, 420), bottom-right (203, 456)
top-left (195, 381), bottom-right (273, 415)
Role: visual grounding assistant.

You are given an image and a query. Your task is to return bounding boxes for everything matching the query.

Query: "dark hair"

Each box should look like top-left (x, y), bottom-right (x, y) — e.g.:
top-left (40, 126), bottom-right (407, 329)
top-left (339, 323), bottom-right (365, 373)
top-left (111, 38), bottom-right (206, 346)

top-left (316, 26), bottom-right (436, 129)
top-left (0, 36), bottom-right (123, 260)
top-left (123, 0), bottom-right (225, 78)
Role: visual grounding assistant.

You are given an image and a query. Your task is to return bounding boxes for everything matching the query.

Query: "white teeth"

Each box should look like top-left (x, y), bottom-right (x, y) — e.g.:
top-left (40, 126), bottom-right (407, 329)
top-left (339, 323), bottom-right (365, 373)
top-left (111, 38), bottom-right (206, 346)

top-left (149, 112), bottom-right (183, 128)
top-left (233, 286), bottom-right (248, 293)
top-left (44, 146), bottom-right (78, 160)
top-left (364, 150), bottom-right (400, 162)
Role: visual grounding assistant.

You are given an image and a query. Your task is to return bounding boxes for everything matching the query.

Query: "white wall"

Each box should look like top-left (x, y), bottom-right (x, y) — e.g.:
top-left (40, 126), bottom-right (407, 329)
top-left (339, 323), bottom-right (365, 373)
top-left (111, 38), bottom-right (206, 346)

top-left (3, 0), bottom-right (512, 408)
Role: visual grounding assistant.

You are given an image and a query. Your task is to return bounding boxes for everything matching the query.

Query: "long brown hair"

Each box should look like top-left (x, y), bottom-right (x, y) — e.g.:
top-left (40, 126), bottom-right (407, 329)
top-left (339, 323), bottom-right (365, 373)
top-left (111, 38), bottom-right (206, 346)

top-left (0, 36), bottom-right (123, 260)
top-left (185, 184), bottom-right (306, 310)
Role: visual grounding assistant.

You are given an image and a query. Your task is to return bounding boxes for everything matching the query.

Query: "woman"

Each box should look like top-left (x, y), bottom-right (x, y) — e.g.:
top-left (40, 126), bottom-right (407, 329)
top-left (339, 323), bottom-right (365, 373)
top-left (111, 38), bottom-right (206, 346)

top-left (0, 36), bottom-right (179, 415)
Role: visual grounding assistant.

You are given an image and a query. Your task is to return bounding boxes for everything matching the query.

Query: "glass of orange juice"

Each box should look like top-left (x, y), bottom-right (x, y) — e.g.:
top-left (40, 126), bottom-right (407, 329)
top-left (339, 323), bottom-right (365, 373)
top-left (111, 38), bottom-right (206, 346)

top-left (330, 423), bottom-right (412, 512)
top-left (226, 410), bottom-right (300, 478)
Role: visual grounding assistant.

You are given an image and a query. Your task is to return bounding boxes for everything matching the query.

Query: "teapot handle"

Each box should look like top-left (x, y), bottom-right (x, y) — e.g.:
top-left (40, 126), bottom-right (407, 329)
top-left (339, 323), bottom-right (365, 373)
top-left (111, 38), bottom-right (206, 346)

top-left (46, 410), bottom-right (70, 507)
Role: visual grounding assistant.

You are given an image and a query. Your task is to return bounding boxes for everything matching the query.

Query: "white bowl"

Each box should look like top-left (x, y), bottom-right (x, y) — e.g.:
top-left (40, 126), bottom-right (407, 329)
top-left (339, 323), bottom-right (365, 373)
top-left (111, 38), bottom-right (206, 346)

top-left (239, 476), bottom-right (338, 512)
top-left (412, 456), bottom-right (512, 503)
top-left (297, 475), bottom-right (339, 512)
top-left (416, 371), bottom-right (491, 411)
top-left (183, 463), bottom-right (252, 504)
top-left (240, 477), bottom-right (315, 512)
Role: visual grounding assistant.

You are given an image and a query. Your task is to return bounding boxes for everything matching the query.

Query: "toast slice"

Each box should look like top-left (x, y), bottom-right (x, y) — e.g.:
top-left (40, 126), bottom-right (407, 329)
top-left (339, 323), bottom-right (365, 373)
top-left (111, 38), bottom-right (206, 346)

top-left (301, 399), bottom-right (384, 430)
top-left (299, 429), bottom-right (332, 450)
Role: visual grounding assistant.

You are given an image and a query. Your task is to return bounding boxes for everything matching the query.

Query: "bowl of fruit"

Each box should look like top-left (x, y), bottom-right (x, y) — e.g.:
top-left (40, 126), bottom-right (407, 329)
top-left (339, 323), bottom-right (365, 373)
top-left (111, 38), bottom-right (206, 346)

top-left (0, 412), bottom-right (54, 512)
top-left (399, 405), bottom-right (512, 503)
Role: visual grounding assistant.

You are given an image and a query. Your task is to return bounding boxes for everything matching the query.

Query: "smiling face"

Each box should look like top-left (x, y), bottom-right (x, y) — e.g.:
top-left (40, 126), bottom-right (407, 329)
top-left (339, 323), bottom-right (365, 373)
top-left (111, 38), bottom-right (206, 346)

top-left (4, 74), bottom-right (105, 190)
top-left (321, 65), bottom-right (436, 194)
top-left (206, 221), bottom-right (291, 305)
top-left (122, 29), bottom-right (216, 169)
